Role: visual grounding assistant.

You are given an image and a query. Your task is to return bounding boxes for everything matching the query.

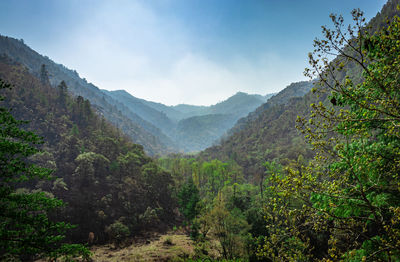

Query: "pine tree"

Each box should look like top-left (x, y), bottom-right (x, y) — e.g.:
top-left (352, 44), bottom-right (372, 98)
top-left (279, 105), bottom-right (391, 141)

top-left (57, 80), bottom-right (68, 107)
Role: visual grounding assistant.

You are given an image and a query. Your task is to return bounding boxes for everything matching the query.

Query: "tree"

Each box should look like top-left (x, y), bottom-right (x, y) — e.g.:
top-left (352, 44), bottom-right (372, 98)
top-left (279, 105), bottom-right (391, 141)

top-left (260, 9), bottom-right (400, 261)
top-left (0, 79), bottom-right (90, 261)
top-left (105, 221), bottom-right (130, 249)
top-left (207, 192), bottom-right (250, 259)
top-left (57, 80), bottom-right (68, 108)
top-left (178, 177), bottom-right (200, 224)
top-left (40, 64), bottom-right (50, 86)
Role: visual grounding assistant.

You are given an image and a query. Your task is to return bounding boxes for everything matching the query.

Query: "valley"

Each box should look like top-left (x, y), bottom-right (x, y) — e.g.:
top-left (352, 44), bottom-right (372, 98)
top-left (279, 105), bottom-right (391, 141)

top-left (0, 35), bottom-right (276, 154)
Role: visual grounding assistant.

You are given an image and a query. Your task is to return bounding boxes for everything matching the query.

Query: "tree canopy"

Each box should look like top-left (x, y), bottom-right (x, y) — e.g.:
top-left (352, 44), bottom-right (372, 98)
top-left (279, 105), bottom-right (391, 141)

top-left (0, 78), bottom-right (90, 261)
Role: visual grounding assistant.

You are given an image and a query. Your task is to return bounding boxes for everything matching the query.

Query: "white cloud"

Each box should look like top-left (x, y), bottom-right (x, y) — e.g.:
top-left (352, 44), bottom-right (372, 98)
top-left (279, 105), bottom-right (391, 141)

top-left (101, 51), bottom-right (308, 106)
top-left (46, 0), bottom-right (309, 106)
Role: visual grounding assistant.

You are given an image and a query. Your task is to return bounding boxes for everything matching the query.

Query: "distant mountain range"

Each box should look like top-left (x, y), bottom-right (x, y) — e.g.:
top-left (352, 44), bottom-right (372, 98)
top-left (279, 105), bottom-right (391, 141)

top-left (102, 89), bottom-right (273, 152)
top-left (0, 35), bottom-right (274, 154)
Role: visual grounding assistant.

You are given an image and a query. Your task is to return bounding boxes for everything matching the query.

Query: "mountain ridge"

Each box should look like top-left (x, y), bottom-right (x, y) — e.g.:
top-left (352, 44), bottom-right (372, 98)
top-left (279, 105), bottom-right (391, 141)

top-left (0, 35), bottom-right (274, 154)
top-left (103, 87), bottom-right (275, 152)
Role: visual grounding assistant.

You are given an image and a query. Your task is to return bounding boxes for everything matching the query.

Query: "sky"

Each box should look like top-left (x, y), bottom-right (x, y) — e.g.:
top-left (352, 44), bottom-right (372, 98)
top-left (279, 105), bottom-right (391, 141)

top-left (0, 0), bottom-right (387, 106)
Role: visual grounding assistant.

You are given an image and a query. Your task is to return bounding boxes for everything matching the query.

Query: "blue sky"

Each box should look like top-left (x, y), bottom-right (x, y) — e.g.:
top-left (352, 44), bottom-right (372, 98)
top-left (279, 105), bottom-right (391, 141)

top-left (0, 0), bottom-right (386, 105)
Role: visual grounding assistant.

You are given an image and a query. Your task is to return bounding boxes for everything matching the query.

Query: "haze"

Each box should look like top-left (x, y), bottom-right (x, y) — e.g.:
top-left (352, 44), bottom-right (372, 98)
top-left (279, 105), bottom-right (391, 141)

top-left (0, 0), bottom-right (385, 105)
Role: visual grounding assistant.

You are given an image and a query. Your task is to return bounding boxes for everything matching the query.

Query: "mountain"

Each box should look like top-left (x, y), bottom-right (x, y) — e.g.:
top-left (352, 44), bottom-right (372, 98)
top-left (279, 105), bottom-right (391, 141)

top-left (172, 104), bottom-right (208, 119)
top-left (0, 35), bottom-right (175, 155)
top-left (230, 81), bottom-right (314, 134)
top-left (138, 99), bottom-right (188, 122)
top-left (175, 113), bottom-right (237, 152)
top-left (105, 89), bottom-right (271, 124)
top-left (100, 89), bottom-right (178, 148)
top-left (104, 89), bottom-right (273, 152)
top-left (201, 0), bottom-right (400, 180)
top-left (172, 92), bottom-right (272, 152)
top-left (169, 92), bottom-right (271, 120)
top-left (0, 35), bottom-right (275, 154)
top-left (208, 92), bottom-right (269, 116)
top-left (102, 89), bottom-right (176, 130)
top-left (200, 80), bottom-right (314, 179)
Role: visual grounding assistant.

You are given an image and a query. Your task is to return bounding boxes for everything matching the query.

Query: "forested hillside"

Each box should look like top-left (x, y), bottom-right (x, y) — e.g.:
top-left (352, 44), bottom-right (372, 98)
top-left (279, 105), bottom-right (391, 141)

top-left (0, 57), bottom-right (176, 250)
top-left (0, 36), bottom-right (176, 155)
top-left (233, 81), bottom-right (314, 132)
top-left (202, 80), bottom-right (314, 179)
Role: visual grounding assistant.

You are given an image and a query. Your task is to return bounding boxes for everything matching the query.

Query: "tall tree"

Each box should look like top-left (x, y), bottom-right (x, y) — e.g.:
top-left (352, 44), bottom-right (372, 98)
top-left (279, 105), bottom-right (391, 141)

top-left (57, 80), bottom-right (68, 108)
top-left (178, 177), bottom-right (200, 224)
top-left (40, 64), bottom-right (50, 86)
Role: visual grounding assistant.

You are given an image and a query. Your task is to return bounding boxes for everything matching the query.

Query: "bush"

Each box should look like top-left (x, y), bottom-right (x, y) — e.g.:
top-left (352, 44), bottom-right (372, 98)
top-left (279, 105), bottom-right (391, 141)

top-left (105, 221), bottom-right (130, 248)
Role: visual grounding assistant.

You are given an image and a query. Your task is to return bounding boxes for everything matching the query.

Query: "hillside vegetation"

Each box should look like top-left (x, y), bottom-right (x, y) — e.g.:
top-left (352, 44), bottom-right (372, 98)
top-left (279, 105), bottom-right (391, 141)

top-left (0, 36), bottom-right (176, 155)
top-left (201, 1), bottom-right (400, 180)
top-left (0, 57), bottom-right (176, 260)
top-left (202, 80), bottom-right (315, 179)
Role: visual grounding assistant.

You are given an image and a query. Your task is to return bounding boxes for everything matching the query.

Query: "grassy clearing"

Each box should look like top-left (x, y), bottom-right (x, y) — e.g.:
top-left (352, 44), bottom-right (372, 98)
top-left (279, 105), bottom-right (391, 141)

top-left (90, 232), bottom-right (195, 262)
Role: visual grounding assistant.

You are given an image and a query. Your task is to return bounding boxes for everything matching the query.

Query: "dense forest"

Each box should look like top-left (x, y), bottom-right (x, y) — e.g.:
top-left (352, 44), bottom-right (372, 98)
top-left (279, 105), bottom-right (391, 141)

top-left (0, 57), bottom-right (177, 260)
top-left (1, 0), bottom-right (400, 261)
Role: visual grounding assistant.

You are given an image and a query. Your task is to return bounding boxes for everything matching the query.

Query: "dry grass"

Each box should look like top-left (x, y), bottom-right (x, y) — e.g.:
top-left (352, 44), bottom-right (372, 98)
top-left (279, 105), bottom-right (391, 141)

top-left (90, 232), bottom-right (195, 262)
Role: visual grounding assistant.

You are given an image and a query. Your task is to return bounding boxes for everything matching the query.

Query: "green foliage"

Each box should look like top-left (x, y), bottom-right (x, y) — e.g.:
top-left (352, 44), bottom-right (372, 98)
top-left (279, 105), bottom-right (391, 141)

top-left (105, 221), bottom-right (130, 248)
top-left (178, 178), bottom-right (200, 223)
top-left (159, 156), bottom-right (266, 260)
top-left (0, 79), bottom-right (90, 260)
top-left (139, 207), bottom-right (161, 227)
top-left (260, 7), bottom-right (400, 261)
top-left (206, 192), bottom-right (251, 260)
top-left (0, 58), bottom-right (176, 246)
